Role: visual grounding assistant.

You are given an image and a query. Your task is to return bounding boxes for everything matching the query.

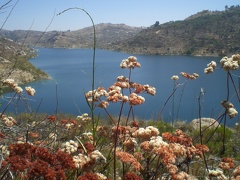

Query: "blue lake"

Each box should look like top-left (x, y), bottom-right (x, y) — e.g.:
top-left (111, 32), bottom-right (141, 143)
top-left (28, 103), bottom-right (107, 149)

top-left (1, 48), bottom-right (239, 126)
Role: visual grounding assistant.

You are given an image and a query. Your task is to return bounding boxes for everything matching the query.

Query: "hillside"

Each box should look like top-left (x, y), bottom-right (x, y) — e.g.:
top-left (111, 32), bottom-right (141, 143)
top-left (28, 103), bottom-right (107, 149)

top-left (0, 37), bottom-right (49, 87)
top-left (0, 23), bottom-right (143, 49)
top-left (111, 6), bottom-right (240, 56)
top-left (1, 6), bottom-right (240, 57)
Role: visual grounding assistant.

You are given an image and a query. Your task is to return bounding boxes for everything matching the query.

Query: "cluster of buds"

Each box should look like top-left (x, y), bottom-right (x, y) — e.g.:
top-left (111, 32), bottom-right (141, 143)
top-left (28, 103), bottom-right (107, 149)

top-left (180, 72), bottom-right (199, 80)
top-left (76, 113), bottom-right (91, 123)
top-left (221, 100), bottom-right (238, 119)
top-left (171, 75), bottom-right (179, 81)
top-left (204, 61), bottom-right (217, 74)
top-left (0, 145), bottom-right (10, 156)
top-left (133, 83), bottom-right (156, 96)
top-left (2, 78), bottom-right (23, 94)
top-left (120, 56), bottom-right (141, 69)
top-left (208, 169), bottom-right (227, 179)
top-left (60, 119), bottom-right (78, 130)
top-left (73, 150), bottom-right (106, 170)
top-left (61, 140), bottom-right (78, 154)
top-left (129, 93), bottom-right (145, 105)
top-left (220, 54), bottom-right (240, 71)
top-left (219, 157), bottom-right (235, 170)
top-left (0, 115), bottom-right (16, 127)
top-left (25, 86), bottom-right (36, 96)
top-left (85, 87), bottom-right (108, 102)
top-left (2, 79), bottom-right (36, 96)
top-left (132, 126), bottom-right (160, 140)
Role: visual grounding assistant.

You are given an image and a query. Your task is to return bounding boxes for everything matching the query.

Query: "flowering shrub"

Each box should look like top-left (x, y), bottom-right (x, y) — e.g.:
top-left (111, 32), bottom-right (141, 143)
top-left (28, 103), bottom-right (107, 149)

top-left (0, 54), bottom-right (240, 180)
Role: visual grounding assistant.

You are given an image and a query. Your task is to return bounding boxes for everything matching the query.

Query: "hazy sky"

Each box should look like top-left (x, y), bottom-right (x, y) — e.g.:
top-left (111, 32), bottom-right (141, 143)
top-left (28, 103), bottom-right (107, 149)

top-left (0, 0), bottom-right (239, 31)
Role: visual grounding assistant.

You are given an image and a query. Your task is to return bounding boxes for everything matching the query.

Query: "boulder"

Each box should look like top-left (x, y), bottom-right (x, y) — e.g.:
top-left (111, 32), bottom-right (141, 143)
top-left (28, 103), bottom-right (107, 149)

top-left (190, 118), bottom-right (219, 130)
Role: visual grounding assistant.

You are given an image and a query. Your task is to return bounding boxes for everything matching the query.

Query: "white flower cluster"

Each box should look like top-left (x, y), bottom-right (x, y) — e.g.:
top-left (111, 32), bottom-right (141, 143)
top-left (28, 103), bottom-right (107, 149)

top-left (220, 54), bottom-right (240, 71)
top-left (133, 126), bottom-right (160, 140)
top-left (77, 113), bottom-right (91, 123)
top-left (148, 136), bottom-right (168, 148)
top-left (144, 84), bottom-right (156, 96)
top-left (25, 86), bottom-right (36, 96)
top-left (81, 132), bottom-right (94, 141)
top-left (120, 56), bottom-right (141, 69)
top-left (2, 79), bottom-right (36, 96)
top-left (0, 145), bottom-right (10, 156)
top-left (89, 150), bottom-right (107, 164)
top-left (208, 169), bottom-right (227, 179)
top-left (73, 153), bottom-right (90, 169)
top-left (221, 100), bottom-right (238, 119)
top-left (171, 75), bottom-right (179, 81)
top-left (1, 115), bottom-right (16, 127)
top-left (204, 61), bottom-right (217, 74)
top-left (85, 87), bottom-right (108, 102)
top-left (61, 140), bottom-right (78, 154)
top-left (3, 79), bottom-right (23, 94)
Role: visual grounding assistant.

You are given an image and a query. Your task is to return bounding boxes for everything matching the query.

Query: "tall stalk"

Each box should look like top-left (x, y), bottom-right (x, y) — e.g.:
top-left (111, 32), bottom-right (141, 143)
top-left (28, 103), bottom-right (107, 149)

top-left (58, 7), bottom-right (97, 143)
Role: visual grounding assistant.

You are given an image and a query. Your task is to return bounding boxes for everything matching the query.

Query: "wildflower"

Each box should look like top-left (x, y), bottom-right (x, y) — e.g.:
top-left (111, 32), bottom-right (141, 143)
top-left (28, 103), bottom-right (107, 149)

top-left (2, 116), bottom-right (16, 127)
top-left (208, 169), bottom-right (227, 179)
top-left (180, 72), bottom-right (199, 79)
top-left (195, 144), bottom-right (209, 158)
top-left (171, 75), bottom-right (179, 81)
top-left (124, 172), bottom-right (142, 180)
top-left (221, 100), bottom-right (238, 119)
top-left (233, 166), bottom-right (240, 178)
top-left (117, 75), bottom-right (129, 82)
top-left (133, 126), bottom-right (159, 140)
top-left (85, 87), bottom-right (108, 102)
top-left (227, 107), bottom-right (238, 119)
top-left (129, 93), bottom-right (145, 105)
top-left (207, 61), bottom-right (217, 69)
top-left (98, 100), bottom-right (109, 108)
top-left (220, 55), bottom-right (240, 71)
top-left (61, 140), bottom-right (78, 154)
top-left (73, 153), bottom-right (90, 169)
top-left (47, 115), bottom-right (56, 122)
top-left (167, 164), bottom-right (178, 175)
top-left (89, 150), bottom-right (106, 164)
top-left (0, 145), bottom-right (10, 156)
top-left (172, 171), bottom-right (189, 180)
top-left (107, 85), bottom-right (122, 102)
top-left (116, 151), bottom-right (143, 171)
top-left (193, 73), bottom-right (199, 78)
top-left (144, 84), bottom-right (156, 96)
top-left (82, 132), bottom-right (94, 141)
top-left (96, 173), bottom-right (108, 180)
top-left (114, 81), bottom-right (130, 88)
top-left (148, 136), bottom-right (168, 148)
top-left (25, 86), bottom-right (36, 96)
top-left (120, 56), bottom-right (141, 69)
top-left (123, 137), bottom-right (138, 150)
top-left (2, 78), bottom-right (15, 86)
top-left (204, 66), bottom-right (214, 74)
top-left (13, 85), bottom-right (23, 94)
top-left (219, 157), bottom-right (235, 170)
top-left (77, 113), bottom-right (91, 123)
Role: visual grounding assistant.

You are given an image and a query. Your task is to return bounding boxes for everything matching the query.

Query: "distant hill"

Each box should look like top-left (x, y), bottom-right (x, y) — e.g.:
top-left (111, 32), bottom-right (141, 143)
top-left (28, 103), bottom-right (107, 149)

top-left (0, 23), bottom-right (143, 49)
top-left (0, 37), bottom-right (49, 86)
top-left (1, 6), bottom-right (240, 57)
top-left (111, 5), bottom-right (240, 56)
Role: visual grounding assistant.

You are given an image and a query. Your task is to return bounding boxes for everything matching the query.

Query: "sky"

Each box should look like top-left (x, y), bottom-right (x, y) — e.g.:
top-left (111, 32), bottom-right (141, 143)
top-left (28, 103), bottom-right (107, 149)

top-left (0, 0), bottom-right (239, 31)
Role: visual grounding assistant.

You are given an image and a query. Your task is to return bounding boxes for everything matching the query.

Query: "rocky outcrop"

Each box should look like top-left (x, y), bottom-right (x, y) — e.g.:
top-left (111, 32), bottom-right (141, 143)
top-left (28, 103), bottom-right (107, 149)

top-left (190, 118), bottom-right (220, 130)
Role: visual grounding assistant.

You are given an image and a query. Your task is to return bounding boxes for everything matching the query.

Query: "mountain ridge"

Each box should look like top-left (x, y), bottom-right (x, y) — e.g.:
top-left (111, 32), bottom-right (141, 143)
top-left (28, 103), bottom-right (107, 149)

top-left (1, 6), bottom-right (240, 56)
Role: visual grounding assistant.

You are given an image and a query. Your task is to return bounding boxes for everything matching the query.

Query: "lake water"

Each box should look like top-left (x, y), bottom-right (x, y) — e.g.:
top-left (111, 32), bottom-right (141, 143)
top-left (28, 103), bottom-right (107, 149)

top-left (1, 48), bottom-right (239, 126)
